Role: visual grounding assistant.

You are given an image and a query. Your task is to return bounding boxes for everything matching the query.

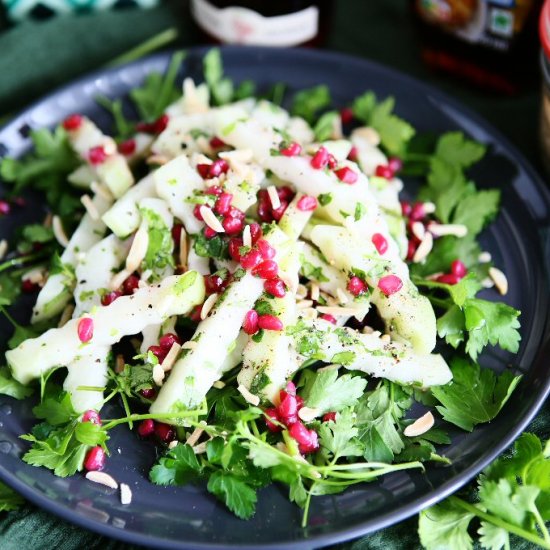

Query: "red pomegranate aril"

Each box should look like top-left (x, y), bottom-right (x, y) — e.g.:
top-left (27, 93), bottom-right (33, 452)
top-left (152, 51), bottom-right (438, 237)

top-left (223, 216), bottom-right (243, 235)
top-left (451, 259), bottom-right (467, 279)
top-left (209, 158), bottom-right (229, 177)
top-left (340, 107), bottom-right (354, 124)
top-left (257, 239), bottom-right (276, 260)
top-left (252, 260), bottom-right (278, 280)
top-left (148, 345), bottom-right (167, 363)
top-left (406, 239), bottom-right (417, 262)
top-left (310, 146), bottom-right (329, 169)
top-left (88, 146), bottom-right (108, 165)
top-left (204, 226), bottom-right (217, 239)
top-left (323, 412), bottom-right (337, 422)
top-left (137, 419), bottom-right (155, 437)
top-left (240, 249), bottom-right (263, 270)
top-left (214, 193), bottom-right (233, 215)
top-left (280, 142), bottom-right (302, 157)
top-left (257, 201), bottom-right (273, 222)
top-left (171, 223), bottom-right (183, 245)
top-left (155, 422), bottom-right (176, 443)
top-left (196, 163), bottom-right (211, 179)
top-left (258, 314), bottom-right (283, 331)
top-left (372, 233), bottom-right (388, 255)
top-left (140, 388), bottom-right (156, 399)
top-left (159, 333), bottom-right (181, 350)
top-left (327, 154), bottom-right (338, 169)
top-left (189, 305), bottom-right (203, 323)
top-left (82, 410), bottom-right (101, 425)
top-left (84, 446), bottom-right (105, 471)
top-left (118, 138), bottom-right (136, 156)
top-left (378, 274), bottom-right (403, 296)
top-left (204, 185), bottom-right (223, 196)
top-left (192, 204), bottom-right (204, 221)
top-left (300, 431), bottom-right (319, 454)
top-left (242, 309), bottom-right (259, 335)
top-left (21, 279), bottom-right (38, 293)
top-left (347, 276), bottom-right (367, 296)
top-left (410, 202), bottom-right (426, 222)
top-left (122, 275), bottom-right (140, 295)
top-left (388, 156), bottom-right (403, 173)
top-left (271, 200), bottom-right (289, 221)
top-left (436, 273), bottom-right (460, 285)
top-left (209, 136), bottom-right (226, 148)
top-left (152, 114), bottom-right (169, 134)
top-left (277, 186), bottom-right (294, 201)
top-left (347, 145), bottom-right (359, 162)
top-left (278, 392), bottom-right (298, 424)
top-left (264, 408), bottom-right (282, 432)
top-left (335, 166), bottom-right (358, 184)
top-left (289, 421), bottom-right (319, 454)
top-left (227, 206), bottom-right (245, 220)
top-left (320, 313), bottom-right (337, 325)
top-left (296, 396), bottom-right (304, 409)
top-left (401, 201), bottom-right (412, 217)
top-left (375, 165), bottom-right (394, 179)
top-left (204, 274), bottom-right (225, 295)
top-left (101, 291), bottom-right (121, 306)
top-left (62, 114), bottom-right (83, 131)
top-left (249, 223), bottom-right (262, 245)
top-left (0, 200), bottom-right (10, 216)
top-left (285, 381), bottom-right (297, 395)
top-left (77, 317), bottom-right (94, 343)
top-left (229, 238), bottom-right (244, 262)
top-left (297, 195), bottom-right (318, 212)
top-left (264, 278), bottom-right (286, 298)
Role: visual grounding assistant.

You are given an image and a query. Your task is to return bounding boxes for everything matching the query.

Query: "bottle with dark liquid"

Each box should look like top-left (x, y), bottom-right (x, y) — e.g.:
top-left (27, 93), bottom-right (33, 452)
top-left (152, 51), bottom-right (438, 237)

top-left (190, 0), bottom-right (332, 47)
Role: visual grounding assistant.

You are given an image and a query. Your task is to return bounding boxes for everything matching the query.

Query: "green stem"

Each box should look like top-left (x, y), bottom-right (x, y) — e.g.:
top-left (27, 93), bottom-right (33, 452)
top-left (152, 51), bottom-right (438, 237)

top-left (0, 250), bottom-right (50, 274)
top-left (301, 489), bottom-right (313, 528)
top-left (533, 507), bottom-right (550, 546)
top-left (105, 28), bottom-right (180, 68)
top-left (449, 496), bottom-right (550, 549)
top-left (102, 409), bottom-right (206, 430)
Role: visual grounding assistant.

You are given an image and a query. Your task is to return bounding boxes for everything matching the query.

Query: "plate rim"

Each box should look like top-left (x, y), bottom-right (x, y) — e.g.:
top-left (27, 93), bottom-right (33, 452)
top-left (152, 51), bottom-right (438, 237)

top-left (0, 45), bottom-right (549, 549)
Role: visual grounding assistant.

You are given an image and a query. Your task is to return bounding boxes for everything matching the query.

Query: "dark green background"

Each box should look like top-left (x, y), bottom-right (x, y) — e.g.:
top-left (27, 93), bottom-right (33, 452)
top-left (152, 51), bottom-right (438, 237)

top-left (0, 1), bottom-right (548, 548)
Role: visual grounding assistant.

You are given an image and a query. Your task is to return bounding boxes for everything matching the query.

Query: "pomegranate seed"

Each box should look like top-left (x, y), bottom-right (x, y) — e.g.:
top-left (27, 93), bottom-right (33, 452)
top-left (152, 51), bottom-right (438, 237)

top-left (271, 200), bottom-right (289, 221)
top-left (152, 114), bottom-right (169, 134)
top-left (62, 114), bottom-right (83, 131)
top-left (320, 313), bottom-right (337, 324)
top-left (278, 392), bottom-right (298, 424)
top-left (378, 274), bottom-right (403, 296)
top-left (140, 388), bottom-right (156, 399)
top-left (155, 422), bottom-right (176, 443)
top-left (118, 138), bottom-right (136, 156)
top-left (406, 239), bottom-right (417, 261)
top-left (209, 159), bottom-right (229, 177)
top-left (101, 291), bottom-right (121, 306)
top-left (451, 260), bottom-right (467, 279)
top-left (159, 333), bottom-right (181, 350)
top-left (257, 201), bottom-right (273, 222)
top-left (289, 421), bottom-right (319, 454)
top-left (204, 185), bottom-right (223, 196)
top-left (77, 317), bottom-right (94, 343)
top-left (88, 146), bottom-right (107, 165)
top-left (209, 136), bottom-right (226, 148)
top-left (197, 163), bottom-right (211, 179)
top-left (436, 273), bottom-right (460, 285)
top-left (340, 107), bottom-right (354, 124)
top-left (280, 142), bottom-right (302, 157)
top-left (148, 345), bottom-right (167, 364)
top-left (277, 186), bottom-right (295, 201)
top-left (265, 408), bottom-right (282, 432)
top-left (401, 201), bottom-right (412, 217)
top-left (257, 239), bottom-right (276, 260)
top-left (252, 260), bottom-right (278, 280)
top-left (327, 154), bottom-right (338, 169)
top-left (347, 276), bottom-right (368, 296)
top-left (311, 146), bottom-right (329, 169)
top-left (0, 200), bottom-right (10, 216)
top-left (204, 274), bottom-right (225, 294)
top-left (297, 195), bottom-right (318, 212)
top-left (296, 396), bottom-right (304, 409)
top-left (82, 410), bottom-right (101, 425)
top-left (334, 166), bottom-right (358, 184)
top-left (347, 145), bottom-right (359, 162)
top-left (264, 278), bottom-right (286, 298)
top-left (137, 419), bottom-right (155, 437)
top-left (222, 216), bottom-right (243, 235)
top-left (189, 305), bottom-right (203, 323)
top-left (323, 412), bottom-right (337, 422)
top-left (229, 238), bottom-right (244, 262)
top-left (171, 223), bottom-right (183, 244)
top-left (410, 202), bottom-right (426, 221)
top-left (372, 233), bottom-right (388, 255)
top-left (249, 223), bottom-right (262, 244)
top-left (214, 193), bottom-right (233, 215)
top-left (122, 275), bottom-right (140, 295)
top-left (204, 226), bottom-right (217, 239)
top-left (257, 314), bottom-right (283, 331)
top-left (240, 249), bottom-right (263, 270)
top-left (21, 279), bottom-right (38, 293)
top-left (388, 157), bottom-right (403, 173)
top-left (285, 381), bottom-right (297, 395)
top-left (242, 309), bottom-right (259, 335)
top-left (375, 165), bottom-right (394, 179)
top-left (193, 204), bottom-right (207, 222)
top-left (84, 446), bottom-right (105, 471)
top-left (136, 121), bottom-right (152, 133)
top-left (227, 206), bottom-right (245, 220)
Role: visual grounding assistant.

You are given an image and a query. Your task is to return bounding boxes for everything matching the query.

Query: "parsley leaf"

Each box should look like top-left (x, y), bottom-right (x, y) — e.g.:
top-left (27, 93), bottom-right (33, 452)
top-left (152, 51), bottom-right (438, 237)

top-left (203, 48), bottom-right (235, 106)
top-left (193, 232), bottom-right (228, 260)
top-left (207, 471), bottom-right (257, 520)
top-left (140, 207), bottom-right (175, 279)
top-left (299, 254), bottom-right (329, 282)
top-left (150, 443), bottom-right (202, 485)
top-left (430, 358), bottom-right (521, 431)
top-left (0, 482), bottom-right (24, 512)
top-left (313, 111), bottom-right (339, 141)
top-left (291, 85), bottom-right (331, 124)
top-left (33, 390), bottom-right (77, 426)
top-left (318, 408), bottom-right (363, 460)
top-left (435, 132), bottom-right (486, 170)
top-left (0, 366), bottom-right (34, 399)
top-left (96, 95), bottom-right (135, 140)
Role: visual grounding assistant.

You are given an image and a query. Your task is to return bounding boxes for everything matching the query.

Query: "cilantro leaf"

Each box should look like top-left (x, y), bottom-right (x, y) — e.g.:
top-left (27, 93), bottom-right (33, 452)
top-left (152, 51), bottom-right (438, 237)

top-left (313, 111), bottom-right (338, 141)
top-left (150, 443), bottom-right (202, 486)
top-left (0, 272), bottom-right (21, 307)
top-left (33, 391), bottom-right (77, 426)
top-left (318, 408), bottom-right (363, 460)
top-left (0, 482), bottom-right (24, 512)
top-left (435, 132), bottom-right (486, 170)
top-left (193, 232), bottom-right (228, 260)
top-left (207, 471), bottom-right (257, 520)
top-left (291, 85), bottom-right (331, 124)
top-left (452, 189), bottom-right (500, 237)
top-left (21, 224), bottom-right (54, 244)
top-left (430, 358), bottom-right (521, 431)
top-left (0, 366), bottom-right (34, 399)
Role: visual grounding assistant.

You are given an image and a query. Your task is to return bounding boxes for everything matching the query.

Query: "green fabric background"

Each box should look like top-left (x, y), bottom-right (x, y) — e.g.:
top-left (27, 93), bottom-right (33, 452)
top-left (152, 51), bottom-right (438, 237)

top-left (0, 1), bottom-right (547, 548)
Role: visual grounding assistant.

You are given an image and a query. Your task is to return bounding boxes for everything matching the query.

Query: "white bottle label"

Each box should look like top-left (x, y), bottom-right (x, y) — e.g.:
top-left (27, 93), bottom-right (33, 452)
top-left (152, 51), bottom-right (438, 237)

top-left (191, 0), bottom-right (320, 47)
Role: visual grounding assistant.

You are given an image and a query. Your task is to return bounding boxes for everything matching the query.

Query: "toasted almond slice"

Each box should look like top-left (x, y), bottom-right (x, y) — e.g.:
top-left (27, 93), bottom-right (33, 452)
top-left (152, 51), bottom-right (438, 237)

top-left (90, 181), bottom-right (114, 201)
top-left (115, 353), bottom-right (125, 374)
top-left (186, 427), bottom-right (204, 447)
top-left (213, 380), bottom-right (226, 389)
top-left (200, 205), bottom-right (224, 233)
top-left (120, 483), bottom-right (132, 505)
top-left (422, 201), bottom-right (436, 215)
top-left (237, 384), bottom-right (260, 406)
top-left (52, 216), bottom-right (69, 247)
top-left (22, 267), bottom-right (45, 284)
top-left (242, 224), bottom-right (252, 248)
top-left (181, 340), bottom-right (198, 350)
top-left (296, 284), bottom-right (308, 299)
top-left (80, 194), bottom-right (100, 221)
top-left (126, 226), bottom-right (149, 273)
top-left (317, 306), bottom-right (360, 316)
top-left (298, 407), bottom-right (320, 422)
top-left (478, 251), bottom-right (492, 263)
top-left (267, 185), bottom-right (281, 210)
top-left (404, 411), bottom-right (435, 437)
top-left (0, 239), bottom-right (8, 261)
top-left (297, 300), bottom-right (314, 309)
top-left (411, 221), bottom-right (425, 241)
top-left (219, 148), bottom-right (253, 163)
top-left (336, 288), bottom-right (349, 305)
top-left (310, 283), bottom-right (320, 302)
top-left (489, 267), bottom-right (508, 295)
top-left (152, 363), bottom-right (165, 386)
top-left (413, 232), bottom-right (433, 263)
top-left (109, 268), bottom-right (131, 291)
top-left (429, 223), bottom-right (468, 238)
top-left (86, 471), bottom-right (118, 489)
top-left (179, 228), bottom-right (188, 270)
top-left (58, 304), bottom-right (75, 328)
top-left (146, 154), bottom-right (169, 166)
top-left (168, 440), bottom-right (179, 449)
top-left (354, 126), bottom-right (380, 146)
top-left (161, 342), bottom-right (181, 372)
top-left (200, 293), bottom-right (219, 320)
top-left (193, 442), bottom-right (208, 455)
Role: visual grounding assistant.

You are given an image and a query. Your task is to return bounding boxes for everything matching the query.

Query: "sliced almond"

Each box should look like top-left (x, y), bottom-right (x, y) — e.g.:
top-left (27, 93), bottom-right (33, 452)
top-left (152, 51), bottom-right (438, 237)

top-left (0, 239), bottom-right (8, 261)
top-left (354, 126), bottom-right (380, 146)
top-left (428, 223), bottom-right (468, 238)
top-left (380, 334), bottom-right (391, 343)
top-left (267, 185), bottom-right (281, 210)
top-left (86, 471), bottom-right (118, 489)
top-left (168, 440), bottom-right (179, 449)
top-left (413, 232), bottom-right (433, 263)
top-left (422, 201), bottom-right (436, 215)
top-left (120, 483), bottom-right (132, 505)
top-left (80, 194), bottom-right (100, 221)
top-left (146, 154), bottom-right (169, 166)
top-left (296, 284), bottom-right (308, 299)
top-left (161, 342), bottom-right (181, 372)
top-left (478, 251), bottom-right (492, 263)
top-left (90, 181), bottom-right (114, 201)
top-left (298, 407), bottom-right (320, 422)
top-left (152, 363), bottom-right (165, 386)
top-left (317, 306), bottom-right (361, 316)
top-left (200, 205), bottom-right (224, 233)
top-left (242, 224), bottom-right (252, 248)
top-left (110, 268), bottom-right (131, 291)
top-left (115, 353), bottom-right (125, 374)
top-left (237, 384), bottom-right (260, 406)
top-left (297, 299), bottom-right (314, 309)
top-left (193, 442), bottom-right (208, 455)
top-left (22, 267), bottom-right (45, 284)
top-left (489, 267), bottom-right (508, 295)
top-left (411, 221), bottom-right (425, 241)
top-left (213, 380), bottom-right (226, 389)
top-left (310, 283), bottom-right (320, 302)
top-left (200, 292), bottom-right (219, 320)
top-left (186, 427), bottom-right (204, 447)
top-left (404, 411), bottom-right (435, 437)
top-left (52, 216), bottom-right (69, 247)
top-left (181, 340), bottom-right (198, 351)
top-left (58, 304), bottom-right (75, 328)
top-left (299, 307), bottom-right (318, 320)
top-left (336, 287), bottom-right (349, 305)
top-left (179, 228), bottom-right (188, 271)
top-left (126, 226), bottom-right (149, 273)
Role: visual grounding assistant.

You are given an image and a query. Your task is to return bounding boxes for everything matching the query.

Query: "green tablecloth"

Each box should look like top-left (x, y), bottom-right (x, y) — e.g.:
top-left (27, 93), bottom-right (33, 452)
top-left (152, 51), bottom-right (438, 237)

top-left (0, 1), bottom-right (547, 548)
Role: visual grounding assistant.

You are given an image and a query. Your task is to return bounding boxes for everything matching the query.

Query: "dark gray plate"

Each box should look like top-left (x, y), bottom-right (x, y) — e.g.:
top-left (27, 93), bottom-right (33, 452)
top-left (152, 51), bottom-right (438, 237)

top-left (0, 46), bottom-right (549, 549)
